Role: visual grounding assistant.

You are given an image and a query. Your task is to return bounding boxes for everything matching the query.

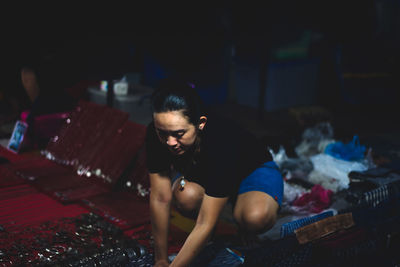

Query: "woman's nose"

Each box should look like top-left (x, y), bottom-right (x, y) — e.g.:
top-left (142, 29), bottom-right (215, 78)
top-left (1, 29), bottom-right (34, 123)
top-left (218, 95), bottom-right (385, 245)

top-left (166, 136), bottom-right (178, 146)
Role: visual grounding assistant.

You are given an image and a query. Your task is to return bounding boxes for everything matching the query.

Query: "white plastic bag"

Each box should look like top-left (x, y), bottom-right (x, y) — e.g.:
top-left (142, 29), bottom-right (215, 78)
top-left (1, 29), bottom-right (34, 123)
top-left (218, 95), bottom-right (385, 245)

top-left (269, 146), bottom-right (313, 180)
top-left (283, 181), bottom-right (309, 204)
top-left (309, 153), bottom-right (368, 192)
top-left (268, 145), bottom-right (288, 167)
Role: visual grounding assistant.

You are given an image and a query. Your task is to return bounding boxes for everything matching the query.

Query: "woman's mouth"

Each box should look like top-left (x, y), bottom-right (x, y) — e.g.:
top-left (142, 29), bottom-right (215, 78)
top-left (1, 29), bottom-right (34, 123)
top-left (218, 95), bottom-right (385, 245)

top-left (169, 146), bottom-right (184, 154)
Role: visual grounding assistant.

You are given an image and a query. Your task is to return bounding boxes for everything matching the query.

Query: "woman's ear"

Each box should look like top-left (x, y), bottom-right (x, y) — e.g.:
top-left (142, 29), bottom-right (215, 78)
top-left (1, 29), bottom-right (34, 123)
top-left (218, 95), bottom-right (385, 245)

top-left (198, 116), bottom-right (207, 130)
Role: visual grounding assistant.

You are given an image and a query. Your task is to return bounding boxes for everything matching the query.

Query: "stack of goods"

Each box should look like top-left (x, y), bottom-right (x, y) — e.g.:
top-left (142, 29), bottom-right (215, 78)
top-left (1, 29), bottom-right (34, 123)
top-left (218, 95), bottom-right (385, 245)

top-left (0, 213), bottom-right (153, 266)
top-left (6, 100), bottom-right (149, 203)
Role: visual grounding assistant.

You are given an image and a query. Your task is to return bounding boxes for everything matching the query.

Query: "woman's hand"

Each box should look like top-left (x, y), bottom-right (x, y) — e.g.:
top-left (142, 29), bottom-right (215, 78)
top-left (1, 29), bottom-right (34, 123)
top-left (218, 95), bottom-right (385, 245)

top-left (149, 172), bottom-right (173, 266)
top-left (170, 195), bottom-right (228, 266)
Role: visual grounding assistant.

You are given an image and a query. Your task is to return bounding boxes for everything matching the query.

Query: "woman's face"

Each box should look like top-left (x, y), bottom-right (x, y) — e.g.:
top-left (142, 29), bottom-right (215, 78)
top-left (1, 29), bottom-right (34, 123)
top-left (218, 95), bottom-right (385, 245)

top-left (21, 68), bottom-right (40, 102)
top-left (153, 110), bottom-right (200, 155)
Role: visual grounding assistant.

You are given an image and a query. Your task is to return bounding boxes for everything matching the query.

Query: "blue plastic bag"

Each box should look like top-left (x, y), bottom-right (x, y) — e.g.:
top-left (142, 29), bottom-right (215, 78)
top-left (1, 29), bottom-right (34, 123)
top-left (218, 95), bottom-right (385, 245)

top-left (324, 135), bottom-right (366, 161)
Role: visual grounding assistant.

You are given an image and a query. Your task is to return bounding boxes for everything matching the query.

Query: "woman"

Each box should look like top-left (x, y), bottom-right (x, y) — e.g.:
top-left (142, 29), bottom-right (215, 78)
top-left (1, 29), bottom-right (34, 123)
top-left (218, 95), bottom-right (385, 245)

top-left (146, 79), bottom-right (283, 266)
top-left (20, 64), bottom-right (77, 148)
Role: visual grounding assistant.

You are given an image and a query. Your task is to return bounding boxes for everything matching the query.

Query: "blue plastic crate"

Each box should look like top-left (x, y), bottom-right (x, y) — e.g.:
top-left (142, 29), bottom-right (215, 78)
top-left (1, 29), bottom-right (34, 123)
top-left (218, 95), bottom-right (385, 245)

top-left (280, 211), bottom-right (334, 238)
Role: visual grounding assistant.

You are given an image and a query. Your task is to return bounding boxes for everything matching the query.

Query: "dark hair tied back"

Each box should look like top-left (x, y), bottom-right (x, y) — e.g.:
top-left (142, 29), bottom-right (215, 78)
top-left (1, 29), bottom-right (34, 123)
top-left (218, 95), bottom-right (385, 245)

top-left (151, 78), bottom-right (205, 125)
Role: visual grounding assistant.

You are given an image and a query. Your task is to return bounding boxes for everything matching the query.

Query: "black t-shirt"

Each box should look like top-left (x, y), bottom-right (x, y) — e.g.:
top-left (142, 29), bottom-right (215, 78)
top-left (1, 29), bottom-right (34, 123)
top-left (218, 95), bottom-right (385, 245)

top-left (145, 114), bottom-right (272, 200)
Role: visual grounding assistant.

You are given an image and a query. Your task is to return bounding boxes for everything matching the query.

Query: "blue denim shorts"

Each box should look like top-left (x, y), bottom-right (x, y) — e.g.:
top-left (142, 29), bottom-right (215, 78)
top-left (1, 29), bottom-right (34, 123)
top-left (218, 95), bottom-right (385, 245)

top-left (238, 161), bottom-right (284, 206)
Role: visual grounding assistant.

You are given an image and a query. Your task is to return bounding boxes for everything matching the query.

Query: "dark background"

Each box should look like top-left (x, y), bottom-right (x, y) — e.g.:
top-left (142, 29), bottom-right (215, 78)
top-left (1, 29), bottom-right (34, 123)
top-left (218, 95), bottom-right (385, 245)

top-left (1, 1), bottom-right (399, 134)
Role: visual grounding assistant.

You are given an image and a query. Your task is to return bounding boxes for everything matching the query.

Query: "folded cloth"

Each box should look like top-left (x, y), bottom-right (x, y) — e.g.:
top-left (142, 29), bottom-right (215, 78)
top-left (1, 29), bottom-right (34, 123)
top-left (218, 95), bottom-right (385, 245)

top-left (295, 213), bottom-right (355, 244)
top-left (292, 184), bottom-right (333, 213)
top-left (349, 167), bottom-right (394, 179)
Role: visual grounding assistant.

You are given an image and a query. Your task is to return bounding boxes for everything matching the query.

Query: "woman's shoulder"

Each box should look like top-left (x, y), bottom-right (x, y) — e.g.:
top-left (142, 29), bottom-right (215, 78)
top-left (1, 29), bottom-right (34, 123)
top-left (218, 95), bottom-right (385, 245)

top-left (202, 114), bottom-right (250, 154)
top-left (204, 113), bottom-right (255, 143)
top-left (203, 113), bottom-right (271, 162)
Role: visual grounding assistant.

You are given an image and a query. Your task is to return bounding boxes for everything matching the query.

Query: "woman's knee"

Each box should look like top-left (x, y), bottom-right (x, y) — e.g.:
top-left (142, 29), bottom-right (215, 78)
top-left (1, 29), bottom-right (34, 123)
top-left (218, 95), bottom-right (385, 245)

top-left (172, 180), bottom-right (204, 215)
top-left (237, 208), bottom-right (277, 233)
top-left (234, 196), bottom-right (278, 233)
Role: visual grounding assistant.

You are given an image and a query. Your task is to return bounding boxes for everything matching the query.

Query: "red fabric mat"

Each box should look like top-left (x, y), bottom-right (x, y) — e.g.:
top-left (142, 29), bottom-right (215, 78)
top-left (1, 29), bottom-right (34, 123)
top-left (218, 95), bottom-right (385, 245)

top-left (0, 184), bottom-right (37, 200)
top-left (0, 145), bottom-right (20, 162)
top-left (0, 145), bottom-right (41, 163)
top-left (27, 173), bottom-right (110, 203)
top-left (81, 191), bottom-right (150, 230)
top-left (0, 184), bottom-right (88, 231)
top-left (86, 120), bottom-right (147, 185)
top-left (123, 146), bottom-right (150, 199)
top-left (70, 107), bottom-right (130, 172)
top-left (44, 101), bottom-right (129, 168)
top-left (8, 157), bottom-right (72, 180)
top-left (52, 182), bottom-right (110, 203)
top-left (0, 165), bottom-right (26, 187)
top-left (4, 154), bottom-right (112, 204)
top-left (43, 101), bottom-right (146, 187)
top-left (28, 173), bottom-right (95, 192)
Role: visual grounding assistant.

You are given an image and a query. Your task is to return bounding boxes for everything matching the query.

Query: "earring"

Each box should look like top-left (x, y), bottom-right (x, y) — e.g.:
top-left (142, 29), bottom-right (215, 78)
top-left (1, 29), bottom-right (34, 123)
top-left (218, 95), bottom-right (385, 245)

top-left (179, 176), bottom-right (186, 191)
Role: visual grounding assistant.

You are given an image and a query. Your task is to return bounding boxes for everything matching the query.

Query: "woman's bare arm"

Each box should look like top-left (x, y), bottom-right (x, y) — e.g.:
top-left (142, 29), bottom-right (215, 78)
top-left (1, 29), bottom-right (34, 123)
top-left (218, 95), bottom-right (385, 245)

top-left (149, 172), bottom-right (172, 266)
top-left (170, 194), bottom-right (228, 267)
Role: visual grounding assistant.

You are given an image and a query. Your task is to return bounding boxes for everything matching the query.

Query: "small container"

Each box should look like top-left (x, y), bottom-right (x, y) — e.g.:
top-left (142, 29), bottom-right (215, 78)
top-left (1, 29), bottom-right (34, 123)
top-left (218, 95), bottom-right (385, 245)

top-left (113, 76), bottom-right (129, 96)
